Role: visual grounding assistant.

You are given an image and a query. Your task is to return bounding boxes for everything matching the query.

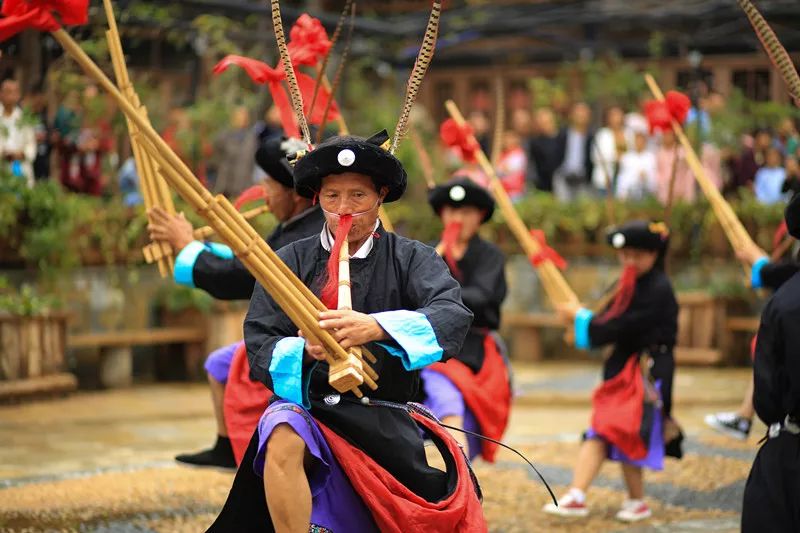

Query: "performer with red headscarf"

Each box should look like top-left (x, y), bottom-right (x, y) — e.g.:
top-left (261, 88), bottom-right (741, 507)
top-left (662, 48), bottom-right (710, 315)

top-left (544, 220), bottom-right (680, 523)
top-left (420, 177), bottom-right (512, 463)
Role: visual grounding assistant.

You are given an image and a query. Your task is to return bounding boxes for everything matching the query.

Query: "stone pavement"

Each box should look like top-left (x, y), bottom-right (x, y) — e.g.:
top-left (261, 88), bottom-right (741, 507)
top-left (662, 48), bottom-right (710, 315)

top-left (0, 361), bottom-right (757, 532)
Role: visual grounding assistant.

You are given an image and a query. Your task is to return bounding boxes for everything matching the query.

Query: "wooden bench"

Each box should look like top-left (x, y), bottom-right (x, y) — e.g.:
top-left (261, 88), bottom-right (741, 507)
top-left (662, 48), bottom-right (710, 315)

top-left (67, 327), bottom-right (207, 388)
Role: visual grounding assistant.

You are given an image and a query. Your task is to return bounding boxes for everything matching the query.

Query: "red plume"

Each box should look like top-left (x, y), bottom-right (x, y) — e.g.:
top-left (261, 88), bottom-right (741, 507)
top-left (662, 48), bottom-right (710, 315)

top-left (0, 0), bottom-right (88, 41)
top-left (440, 118), bottom-right (479, 163)
top-left (773, 220), bottom-right (788, 252)
top-left (320, 215), bottom-right (354, 309)
top-left (665, 91), bottom-right (691, 125)
top-left (439, 221), bottom-right (463, 281)
top-left (233, 185), bottom-right (268, 211)
top-left (643, 90), bottom-right (691, 133)
top-left (287, 14), bottom-right (332, 67)
top-left (597, 265), bottom-right (638, 323)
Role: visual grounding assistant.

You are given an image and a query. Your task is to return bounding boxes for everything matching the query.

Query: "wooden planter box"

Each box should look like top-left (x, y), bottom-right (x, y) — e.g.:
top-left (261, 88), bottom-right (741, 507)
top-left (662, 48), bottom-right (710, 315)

top-left (0, 312), bottom-right (76, 401)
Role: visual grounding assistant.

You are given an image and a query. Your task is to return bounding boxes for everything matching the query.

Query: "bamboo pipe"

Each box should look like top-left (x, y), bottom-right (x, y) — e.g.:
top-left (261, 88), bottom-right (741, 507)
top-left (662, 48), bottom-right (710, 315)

top-left (103, 5), bottom-right (174, 274)
top-left (445, 99), bottom-right (578, 306)
top-left (644, 74), bottom-right (757, 255)
top-left (192, 205), bottom-right (270, 240)
top-left (51, 28), bottom-right (377, 391)
top-left (490, 77), bottom-right (504, 167)
top-left (143, 144), bottom-right (377, 392)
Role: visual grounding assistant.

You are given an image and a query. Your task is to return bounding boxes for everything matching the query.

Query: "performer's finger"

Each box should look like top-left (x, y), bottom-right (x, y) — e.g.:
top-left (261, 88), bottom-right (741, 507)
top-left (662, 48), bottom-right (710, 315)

top-left (319, 310), bottom-right (350, 320)
top-left (319, 318), bottom-right (347, 330)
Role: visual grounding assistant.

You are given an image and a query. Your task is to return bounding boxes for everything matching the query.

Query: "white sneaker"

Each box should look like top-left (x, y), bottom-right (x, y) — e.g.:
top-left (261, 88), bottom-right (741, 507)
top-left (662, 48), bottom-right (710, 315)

top-left (704, 412), bottom-right (752, 441)
top-left (615, 500), bottom-right (652, 522)
top-left (542, 492), bottom-right (589, 518)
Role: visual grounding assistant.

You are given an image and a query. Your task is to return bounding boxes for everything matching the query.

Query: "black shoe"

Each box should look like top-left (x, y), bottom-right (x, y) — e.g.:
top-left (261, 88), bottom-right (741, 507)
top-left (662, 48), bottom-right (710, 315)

top-left (175, 435), bottom-right (236, 470)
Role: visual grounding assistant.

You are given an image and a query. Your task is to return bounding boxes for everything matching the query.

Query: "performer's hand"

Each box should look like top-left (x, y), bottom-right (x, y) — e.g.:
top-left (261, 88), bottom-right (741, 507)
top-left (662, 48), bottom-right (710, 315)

top-left (147, 207), bottom-right (194, 252)
top-left (555, 301), bottom-right (582, 323)
top-left (298, 330), bottom-right (328, 363)
top-left (318, 310), bottom-right (389, 350)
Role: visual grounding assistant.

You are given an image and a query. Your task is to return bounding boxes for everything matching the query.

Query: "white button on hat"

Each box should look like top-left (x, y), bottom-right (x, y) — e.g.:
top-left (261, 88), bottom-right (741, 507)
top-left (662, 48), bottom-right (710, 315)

top-left (449, 185), bottom-right (466, 201)
top-left (337, 149), bottom-right (356, 167)
top-left (612, 233), bottom-right (626, 249)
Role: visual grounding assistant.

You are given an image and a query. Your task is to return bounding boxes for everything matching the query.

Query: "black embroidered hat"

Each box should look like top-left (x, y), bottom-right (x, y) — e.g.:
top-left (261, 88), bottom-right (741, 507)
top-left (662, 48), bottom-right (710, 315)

top-left (428, 177), bottom-right (495, 223)
top-left (255, 136), bottom-right (306, 189)
top-left (606, 220), bottom-right (670, 251)
top-left (292, 130), bottom-right (407, 202)
top-left (785, 192), bottom-right (800, 239)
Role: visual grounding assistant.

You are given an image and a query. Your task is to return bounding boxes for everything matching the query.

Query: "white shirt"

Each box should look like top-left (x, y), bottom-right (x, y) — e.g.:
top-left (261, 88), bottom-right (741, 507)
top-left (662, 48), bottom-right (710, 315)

top-left (319, 220), bottom-right (380, 258)
top-left (615, 149), bottom-right (657, 201)
top-left (0, 106), bottom-right (36, 186)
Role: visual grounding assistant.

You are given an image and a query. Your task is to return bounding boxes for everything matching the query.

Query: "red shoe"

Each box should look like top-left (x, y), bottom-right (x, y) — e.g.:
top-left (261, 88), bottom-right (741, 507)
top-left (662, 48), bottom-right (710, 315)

top-left (542, 492), bottom-right (589, 518)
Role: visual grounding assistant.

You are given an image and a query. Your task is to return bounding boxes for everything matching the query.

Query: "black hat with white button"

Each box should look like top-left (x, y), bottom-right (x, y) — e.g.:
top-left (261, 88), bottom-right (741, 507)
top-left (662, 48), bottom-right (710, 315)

top-left (292, 130), bottom-right (407, 202)
top-left (606, 220), bottom-right (670, 252)
top-left (428, 177), bottom-right (495, 223)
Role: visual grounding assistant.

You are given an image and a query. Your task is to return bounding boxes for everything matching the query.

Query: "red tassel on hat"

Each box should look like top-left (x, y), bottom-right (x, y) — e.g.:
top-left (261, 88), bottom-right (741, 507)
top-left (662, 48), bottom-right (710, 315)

top-left (597, 265), bottom-right (638, 323)
top-left (320, 214), bottom-right (354, 309)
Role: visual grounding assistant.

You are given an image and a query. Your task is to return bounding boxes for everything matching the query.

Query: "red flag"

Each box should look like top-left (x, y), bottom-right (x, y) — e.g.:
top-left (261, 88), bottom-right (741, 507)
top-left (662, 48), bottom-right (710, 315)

top-left (0, 0), bottom-right (88, 41)
top-left (287, 14), bottom-right (331, 67)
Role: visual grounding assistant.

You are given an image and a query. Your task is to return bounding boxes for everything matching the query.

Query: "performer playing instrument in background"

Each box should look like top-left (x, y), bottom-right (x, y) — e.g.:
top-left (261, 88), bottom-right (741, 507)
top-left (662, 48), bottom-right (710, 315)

top-left (741, 191), bottom-right (800, 533)
top-left (420, 177), bottom-right (512, 462)
top-left (705, 218), bottom-right (798, 441)
top-left (147, 136), bottom-right (324, 468)
top-left (545, 220), bottom-right (680, 523)
top-left (207, 132), bottom-right (484, 532)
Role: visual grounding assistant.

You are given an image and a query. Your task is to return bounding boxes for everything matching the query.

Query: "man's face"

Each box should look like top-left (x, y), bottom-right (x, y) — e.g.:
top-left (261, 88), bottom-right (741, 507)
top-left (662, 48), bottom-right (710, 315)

top-left (618, 248), bottom-right (658, 275)
top-left (1, 81), bottom-right (20, 108)
top-left (262, 178), bottom-right (294, 222)
top-left (571, 103), bottom-right (591, 128)
top-left (440, 205), bottom-right (483, 241)
top-left (319, 172), bottom-right (385, 245)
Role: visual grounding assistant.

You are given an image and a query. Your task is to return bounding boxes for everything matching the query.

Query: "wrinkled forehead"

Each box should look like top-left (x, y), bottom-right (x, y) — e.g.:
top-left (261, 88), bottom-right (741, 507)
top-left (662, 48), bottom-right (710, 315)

top-left (319, 172), bottom-right (377, 192)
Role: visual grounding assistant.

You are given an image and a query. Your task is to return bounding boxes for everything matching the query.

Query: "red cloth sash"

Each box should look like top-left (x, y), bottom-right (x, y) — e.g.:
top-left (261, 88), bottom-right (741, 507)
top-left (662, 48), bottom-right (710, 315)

top-left (590, 355), bottom-right (648, 460)
top-left (428, 334), bottom-right (511, 462)
top-left (318, 411), bottom-right (488, 533)
top-left (222, 343), bottom-right (273, 465)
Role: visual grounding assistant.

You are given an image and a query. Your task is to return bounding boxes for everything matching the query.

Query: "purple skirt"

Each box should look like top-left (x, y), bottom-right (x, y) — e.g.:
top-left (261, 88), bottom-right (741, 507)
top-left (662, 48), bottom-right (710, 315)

top-left (254, 400), bottom-right (378, 532)
top-left (585, 381), bottom-right (665, 471)
top-left (204, 341), bottom-right (242, 383)
top-left (421, 368), bottom-right (481, 460)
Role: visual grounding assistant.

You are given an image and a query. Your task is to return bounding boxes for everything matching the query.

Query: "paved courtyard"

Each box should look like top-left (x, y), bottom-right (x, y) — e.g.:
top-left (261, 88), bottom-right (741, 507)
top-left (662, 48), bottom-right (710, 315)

top-left (0, 361), bottom-right (756, 532)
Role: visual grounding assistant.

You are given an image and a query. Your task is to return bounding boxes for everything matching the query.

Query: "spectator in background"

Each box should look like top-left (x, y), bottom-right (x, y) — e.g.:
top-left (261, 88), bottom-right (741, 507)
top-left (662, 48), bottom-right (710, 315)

top-left (496, 129), bottom-right (527, 201)
top-left (753, 128), bottom-right (773, 167)
top-left (782, 156), bottom-right (800, 197)
top-left (552, 102), bottom-right (594, 201)
top-left (727, 131), bottom-right (765, 194)
top-left (616, 127), bottom-right (656, 200)
top-left (212, 105), bottom-right (258, 198)
top-left (776, 117), bottom-right (799, 158)
top-left (117, 156), bottom-right (141, 207)
top-left (754, 146), bottom-right (787, 204)
top-left (591, 105), bottom-right (629, 195)
top-left (467, 110), bottom-right (492, 156)
top-left (23, 82), bottom-right (51, 181)
top-left (255, 104), bottom-right (284, 143)
top-left (0, 79), bottom-right (36, 187)
top-left (655, 130), bottom-right (694, 204)
top-left (529, 107), bottom-right (561, 192)
top-left (510, 108), bottom-right (538, 187)
top-left (60, 116), bottom-right (110, 196)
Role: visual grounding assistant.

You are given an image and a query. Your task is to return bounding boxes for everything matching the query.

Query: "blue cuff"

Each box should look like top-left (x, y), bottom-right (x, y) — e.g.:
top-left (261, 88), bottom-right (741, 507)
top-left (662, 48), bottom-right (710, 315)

top-left (206, 242), bottom-right (234, 259)
top-left (269, 337), bottom-right (310, 408)
top-left (750, 256), bottom-right (769, 289)
top-left (574, 307), bottom-right (594, 351)
top-left (371, 310), bottom-right (443, 370)
top-left (173, 240), bottom-right (206, 287)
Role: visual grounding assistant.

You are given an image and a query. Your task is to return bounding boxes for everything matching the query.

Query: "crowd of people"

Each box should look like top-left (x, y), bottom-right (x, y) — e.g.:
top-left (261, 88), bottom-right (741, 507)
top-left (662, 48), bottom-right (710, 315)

top-left (462, 92), bottom-right (800, 206)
